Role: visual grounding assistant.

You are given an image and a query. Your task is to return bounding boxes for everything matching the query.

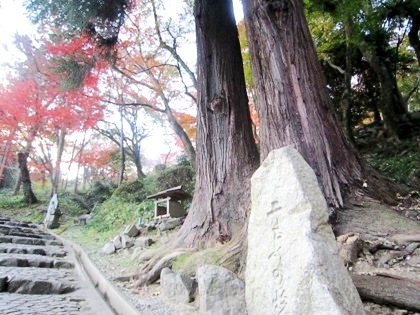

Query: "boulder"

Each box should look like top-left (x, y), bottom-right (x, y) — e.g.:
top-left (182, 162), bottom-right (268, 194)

top-left (113, 235), bottom-right (122, 250)
top-left (246, 146), bottom-right (365, 315)
top-left (160, 268), bottom-right (195, 304)
top-left (121, 234), bottom-right (134, 248)
top-left (159, 218), bottom-right (182, 231)
top-left (134, 237), bottom-right (153, 249)
top-left (102, 242), bottom-right (116, 255)
top-left (123, 224), bottom-right (140, 238)
top-left (197, 265), bottom-right (246, 315)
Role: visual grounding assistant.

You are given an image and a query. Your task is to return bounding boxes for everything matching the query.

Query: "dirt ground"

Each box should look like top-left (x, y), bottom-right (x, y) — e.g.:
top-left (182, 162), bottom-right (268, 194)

top-left (2, 197), bottom-right (420, 314)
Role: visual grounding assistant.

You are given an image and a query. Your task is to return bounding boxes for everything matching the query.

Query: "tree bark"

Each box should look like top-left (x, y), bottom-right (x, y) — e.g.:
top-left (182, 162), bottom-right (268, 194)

top-left (13, 173), bottom-right (21, 195)
top-left (242, 0), bottom-right (397, 208)
top-left (342, 17), bottom-right (355, 143)
top-left (172, 0), bottom-right (259, 247)
top-left (352, 273), bottom-right (420, 312)
top-left (359, 39), bottom-right (407, 138)
top-left (17, 152), bottom-right (38, 204)
top-left (118, 106), bottom-right (126, 186)
top-left (51, 129), bottom-right (66, 195)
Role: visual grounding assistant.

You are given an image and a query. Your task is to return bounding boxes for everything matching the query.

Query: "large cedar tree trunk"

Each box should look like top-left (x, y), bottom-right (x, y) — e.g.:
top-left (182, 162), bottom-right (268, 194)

top-left (243, 0), bottom-right (397, 208)
top-left (17, 152), bottom-right (38, 204)
top-left (172, 0), bottom-right (259, 247)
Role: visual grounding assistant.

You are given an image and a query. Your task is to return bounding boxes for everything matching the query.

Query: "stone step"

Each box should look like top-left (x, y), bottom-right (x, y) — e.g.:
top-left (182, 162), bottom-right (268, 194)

top-left (0, 266), bottom-right (76, 282)
top-left (0, 243), bottom-right (67, 257)
top-left (0, 217), bottom-right (118, 314)
top-left (0, 235), bottom-right (63, 247)
top-left (0, 219), bottom-right (37, 228)
top-left (0, 293), bottom-right (85, 313)
top-left (0, 253), bottom-right (74, 269)
top-left (0, 267), bottom-right (77, 295)
top-left (0, 224), bottom-right (55, 240)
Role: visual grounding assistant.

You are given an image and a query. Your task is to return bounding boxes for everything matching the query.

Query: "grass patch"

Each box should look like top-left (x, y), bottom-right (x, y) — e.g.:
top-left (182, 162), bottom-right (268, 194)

top-left (87, 197), bottom-right (153, 233)
top-left (172, 246), bottom-right (224, 276)
top-left (367, 150), bottom-right (420, 184)
top-left (0, 194), bottom-right (27, 209)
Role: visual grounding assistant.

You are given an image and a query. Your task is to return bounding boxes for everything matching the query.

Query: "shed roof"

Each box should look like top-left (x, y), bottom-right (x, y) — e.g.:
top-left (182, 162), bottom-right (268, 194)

top-left (147, 185), bottom-right (191, 201)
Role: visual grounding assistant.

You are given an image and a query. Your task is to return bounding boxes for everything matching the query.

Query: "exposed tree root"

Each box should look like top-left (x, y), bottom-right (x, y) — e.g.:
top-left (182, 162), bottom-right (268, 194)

top-left (352, 273), bottom-right (420, 312)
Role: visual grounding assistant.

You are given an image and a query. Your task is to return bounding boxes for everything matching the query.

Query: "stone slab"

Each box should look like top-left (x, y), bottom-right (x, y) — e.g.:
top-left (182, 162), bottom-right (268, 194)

top-left (246, 146), bottom-right (365, 315)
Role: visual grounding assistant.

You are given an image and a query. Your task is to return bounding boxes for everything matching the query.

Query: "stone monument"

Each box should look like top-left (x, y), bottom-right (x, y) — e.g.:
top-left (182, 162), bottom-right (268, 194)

top-left (44, 194), bottom-right (61, 229)
top-left (246, 146), bottom-right (365, 315)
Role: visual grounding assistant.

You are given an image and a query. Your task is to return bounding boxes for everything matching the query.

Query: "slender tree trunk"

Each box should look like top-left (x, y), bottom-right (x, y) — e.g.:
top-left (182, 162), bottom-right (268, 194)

top-left (343, 17), bottom-right (355, 143)
top-left (145, 65), bottom-right (197, 169)
top-left (74, 163), bottom-right (81, 193)
top-left (13, 173), bottom-right (21, 195)
top-left (172, 0), bottom-right (259, 247)
top-left (17, 152), bottom-right (38, 204)
top-left (243, 0), bottom-right (397, 208)
top-left (133, 150), bottom-right (145, 178)
top-left (51, 129), bottom-right (66, 195)
top-left (82, 166), bottom-right (88, 191)
top-left (359, 40), bottom-right (407, 138)
top-left (408, 16), bottom-right (420, 66)
top-left (118, 106), bottom-right (125, 186)
top-left (165, 106), bottom-right (196, 169)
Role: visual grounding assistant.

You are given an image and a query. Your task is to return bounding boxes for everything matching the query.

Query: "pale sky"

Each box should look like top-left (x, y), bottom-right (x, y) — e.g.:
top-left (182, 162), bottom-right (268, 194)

top-left (0, 0), bottom-right (34, 64)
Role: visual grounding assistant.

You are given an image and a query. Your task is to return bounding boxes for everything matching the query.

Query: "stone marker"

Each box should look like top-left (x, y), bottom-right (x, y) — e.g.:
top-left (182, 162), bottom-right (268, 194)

top-left (246, 146), bottom-right (365, 315)
top-left (44, 194), bottom-right (60, 229)
top-left (197, 265), bottom-right (246, 315)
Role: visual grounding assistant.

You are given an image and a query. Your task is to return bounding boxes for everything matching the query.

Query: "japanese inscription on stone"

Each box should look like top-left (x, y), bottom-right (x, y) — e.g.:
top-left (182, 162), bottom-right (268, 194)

top-left (267, 201), bottom-right (287, 314)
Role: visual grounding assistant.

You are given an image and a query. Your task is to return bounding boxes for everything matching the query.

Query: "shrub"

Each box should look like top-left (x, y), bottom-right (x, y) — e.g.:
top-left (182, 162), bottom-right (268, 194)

top-left (0, 194), bottom-right (26, 209)
top-left (85, 181), bottom-right (116, 206)
top-left (57, 192), bottom-right (87, 217)
top-left (112, 179), bottom-right (150, 203)
top-left (156, 165), bottom-right (195, 195)
top-left (87, 196), bottom-right (154, 232)
top-left (367, 150), bottom-right (420, 184)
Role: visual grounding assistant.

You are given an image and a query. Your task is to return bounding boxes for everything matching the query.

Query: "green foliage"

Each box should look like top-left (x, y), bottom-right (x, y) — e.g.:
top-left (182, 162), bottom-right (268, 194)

top-left (57, 192), bottom-right (88, 216)
top-left (156, 164), bottom-right (195, 195)
top-left (306, 0), bottom-right (420, 127)
top-left (0, 194), bottom-right (26, 209)
top-left (55, 58), bottom-right (90, 90)
top-left (25, 0), bottom-right (132, 47)
top-left (367, 150), bottom-right (420, 184)
top-left (85, 181), bottom-right (116, 206)
top-left (112, 179), bottom-right (150, 203)
top-left (87, 196), bottom-right (154, 232)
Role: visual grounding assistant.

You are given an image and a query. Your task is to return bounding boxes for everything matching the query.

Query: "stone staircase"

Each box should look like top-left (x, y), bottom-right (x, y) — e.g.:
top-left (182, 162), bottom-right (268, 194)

top-left (0, 216), bottom-right (114, 315)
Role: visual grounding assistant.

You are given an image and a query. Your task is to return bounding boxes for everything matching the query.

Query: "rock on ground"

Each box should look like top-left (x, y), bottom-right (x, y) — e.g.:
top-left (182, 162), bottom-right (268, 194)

top-left (197, 265), bottom-right (246, 315)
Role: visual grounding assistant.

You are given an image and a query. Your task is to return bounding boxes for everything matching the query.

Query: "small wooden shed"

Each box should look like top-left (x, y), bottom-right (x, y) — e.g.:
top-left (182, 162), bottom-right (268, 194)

top-left (147, 185), bottom-right (191, 219)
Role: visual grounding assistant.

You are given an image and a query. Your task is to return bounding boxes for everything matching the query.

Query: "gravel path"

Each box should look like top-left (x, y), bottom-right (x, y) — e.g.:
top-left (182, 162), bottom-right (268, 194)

top-left (62, 228), bottom-right (198, 315)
